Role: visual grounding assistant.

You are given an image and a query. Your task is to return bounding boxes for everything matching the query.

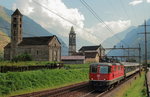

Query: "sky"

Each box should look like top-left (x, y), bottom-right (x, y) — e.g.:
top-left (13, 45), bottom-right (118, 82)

top-left (0, 0), bottom-right (150, 49)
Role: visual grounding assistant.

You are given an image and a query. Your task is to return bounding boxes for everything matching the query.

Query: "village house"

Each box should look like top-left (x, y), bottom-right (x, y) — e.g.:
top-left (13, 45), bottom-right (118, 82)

top-left (4, 9), bottom-right (61, 61)
top-left (78, 45), bottom-right (105, 63)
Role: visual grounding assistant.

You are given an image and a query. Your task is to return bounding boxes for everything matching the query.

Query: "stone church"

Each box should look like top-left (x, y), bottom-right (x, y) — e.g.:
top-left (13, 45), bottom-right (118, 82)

top-left (4, 9), bottom-right (61, 61)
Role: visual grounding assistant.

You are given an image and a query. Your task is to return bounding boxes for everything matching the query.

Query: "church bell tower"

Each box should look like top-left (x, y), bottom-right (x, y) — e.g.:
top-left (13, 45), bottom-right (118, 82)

top-left (69, 26), bottom-right (76, 56)
top-left (11, 9), bottom-right (23, 59)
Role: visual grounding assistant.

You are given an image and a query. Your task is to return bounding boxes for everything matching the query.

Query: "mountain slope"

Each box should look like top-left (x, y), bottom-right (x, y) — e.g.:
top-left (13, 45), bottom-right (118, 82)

top-left (102, 26), bottom-right (136, 48)
top-left (0, 31), bottom-right (10, 59)
top-left (106, 19), bottom-right (150, 60)
top-left (0, 6), bottom-right (68, 56)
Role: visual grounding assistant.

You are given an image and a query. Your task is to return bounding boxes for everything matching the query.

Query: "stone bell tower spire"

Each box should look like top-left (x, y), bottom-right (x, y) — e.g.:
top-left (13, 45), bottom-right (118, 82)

top-left (69, 26), bottom-right (76, 56)
top-left (11, 9), bottom-right (23, 59)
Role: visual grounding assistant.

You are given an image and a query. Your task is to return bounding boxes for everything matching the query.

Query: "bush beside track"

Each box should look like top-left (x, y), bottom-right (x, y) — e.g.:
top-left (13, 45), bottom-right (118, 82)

top-left (0, 65), bottom-right (89, 97)
top-left (0, 61), bottom-right (62, 66)
top-left (0, 61), bottom-right (63, 73)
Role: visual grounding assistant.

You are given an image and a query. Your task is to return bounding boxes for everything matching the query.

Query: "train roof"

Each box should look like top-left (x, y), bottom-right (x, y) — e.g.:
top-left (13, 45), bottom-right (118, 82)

top-left (120, 62), bottom-right (139, 66)
top-left (90, 62), bottom-right (140, 66)
top-left (90, 63), bottom-right (122, 66)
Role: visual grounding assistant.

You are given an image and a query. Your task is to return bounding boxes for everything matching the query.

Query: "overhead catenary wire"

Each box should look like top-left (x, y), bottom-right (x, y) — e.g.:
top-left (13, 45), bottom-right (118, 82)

top-left (109, 0), bottom-right (122, 19)
top-left (80, 0), bottom-right (129, 47)
top-left (119, 0), bottom-right (130, 20)
top-left (32, 0), bottom-right (95, 36)
top-left (79, 0), bottom-right (117, 46)
top-left (80, 0), bottom-right (136, 59)
top-left (1, 0), bottom-right (136, 48)
top-left (120, 0), bottom-right (139, 26)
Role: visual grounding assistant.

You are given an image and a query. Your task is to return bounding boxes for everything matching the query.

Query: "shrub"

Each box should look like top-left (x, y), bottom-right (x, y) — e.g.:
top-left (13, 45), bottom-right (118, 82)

top-left (11, 53), bottom-right (32, 62)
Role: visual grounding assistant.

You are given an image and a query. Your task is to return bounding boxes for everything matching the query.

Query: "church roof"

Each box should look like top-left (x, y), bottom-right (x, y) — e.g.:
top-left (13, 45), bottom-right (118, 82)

top-left (12, 9), bottom-right (22, 16)
top-left (4, 43), bottom-right (11, 48)
top-left (79, 46), bottom-right (99, 51)
top-left (18, 36), bottom-right (56, 46)
top-left (4, 35), bottom-right (60, 48)
top-left (79, 45), bottom-right (104, 51)
top-left (70, 26), bottom-right (75, 34)
top-left (71, 26), bottom-right (74, 32)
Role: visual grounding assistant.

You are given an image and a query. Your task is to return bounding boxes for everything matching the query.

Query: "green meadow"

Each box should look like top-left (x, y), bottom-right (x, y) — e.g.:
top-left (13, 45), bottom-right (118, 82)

top-left (114, 72), bottom-right (147, 97)
top-left (0, 63), bottom-right (89, 97)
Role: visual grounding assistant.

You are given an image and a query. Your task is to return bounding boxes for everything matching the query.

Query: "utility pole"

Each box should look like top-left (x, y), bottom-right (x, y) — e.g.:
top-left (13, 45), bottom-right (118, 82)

top-left (139, 20), bottom-right (150, 72)
top-left (128, 46), bottom-right (130, 62)
top-left (139, 43), bottom-right (141, 76)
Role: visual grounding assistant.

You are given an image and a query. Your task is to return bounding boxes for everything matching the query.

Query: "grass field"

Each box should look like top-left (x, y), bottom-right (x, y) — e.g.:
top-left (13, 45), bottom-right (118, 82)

top-left (0, 64), bottom-right (89, 97)
top-left (114, 72), bottom-right (147, 97)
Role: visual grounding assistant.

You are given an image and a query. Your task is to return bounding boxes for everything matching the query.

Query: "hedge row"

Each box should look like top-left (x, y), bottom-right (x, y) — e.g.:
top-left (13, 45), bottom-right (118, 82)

top-left (0, 61), bottom-right (62, 66)
top-left (0, 63), bottom-right (63, 73)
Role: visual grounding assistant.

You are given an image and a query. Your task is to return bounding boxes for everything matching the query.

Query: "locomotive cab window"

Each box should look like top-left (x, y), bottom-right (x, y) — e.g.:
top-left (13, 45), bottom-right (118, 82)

top-left (100, 66), bottom-right (111, 74)
top-left (90, 65), bottom-right (97, 73)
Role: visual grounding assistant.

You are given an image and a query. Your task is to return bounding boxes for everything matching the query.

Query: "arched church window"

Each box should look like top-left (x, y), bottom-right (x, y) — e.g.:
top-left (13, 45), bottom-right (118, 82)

top-left (13, 24), bottom-right (17, 28)
top-left (37, 50), bottom-right (39, 55)
top-left (54, 50), bottom-right (57, 61)
top-left (14, 17), bottom-right (17, 22)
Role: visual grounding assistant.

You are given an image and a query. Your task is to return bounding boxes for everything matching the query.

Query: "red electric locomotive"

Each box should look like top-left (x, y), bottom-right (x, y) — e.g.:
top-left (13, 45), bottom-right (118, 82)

top-left (89, 62), bottom-right (139, 91)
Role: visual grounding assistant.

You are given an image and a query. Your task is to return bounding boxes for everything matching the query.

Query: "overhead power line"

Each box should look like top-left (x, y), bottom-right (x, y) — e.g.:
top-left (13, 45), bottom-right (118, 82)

top-left (80, 0), bottom-right (128, 47)
top-left (119, 0), bottom-right (130, 20)
top-left (32, 0), bottom-right (95, 36)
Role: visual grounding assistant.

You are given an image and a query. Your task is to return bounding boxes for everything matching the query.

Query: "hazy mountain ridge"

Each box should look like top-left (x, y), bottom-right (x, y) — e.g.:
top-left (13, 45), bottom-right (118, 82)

top-left (102, 26), bottom-right (136, 48)
top-left (104, 19), bottom-right (150, 60)
top-left (0, 6), bottom-right (68, 56)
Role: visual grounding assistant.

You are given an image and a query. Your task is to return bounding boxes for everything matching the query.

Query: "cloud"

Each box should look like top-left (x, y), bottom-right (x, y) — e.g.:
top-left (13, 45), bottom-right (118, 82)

top-left (12, 0), bottom-right (131, 47)
top-left (13, 0), bottom-right (84, 34)
top-left (129, 0), bottom-right (143, 6)
top-left (12, 0), bottom-right (100, 44)
top-left (88, 20), bottom-right (131, 43)
top-left (147, 0), bottom-right (150, 3)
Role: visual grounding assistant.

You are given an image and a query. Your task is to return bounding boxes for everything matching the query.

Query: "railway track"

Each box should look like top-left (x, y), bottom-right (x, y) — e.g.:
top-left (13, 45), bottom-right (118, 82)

top-left (12, 81), bottom-right (90, 97)
top-left (80, 72), bottom-right (139, 97)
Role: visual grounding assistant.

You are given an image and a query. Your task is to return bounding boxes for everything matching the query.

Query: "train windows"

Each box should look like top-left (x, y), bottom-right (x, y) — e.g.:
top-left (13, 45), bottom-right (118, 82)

top-left (90, 65), bottom-right (97, 73)
top-left (100, 66), bottom-right (111, 74)
top-left (114, 67), bottom-right (116, 71)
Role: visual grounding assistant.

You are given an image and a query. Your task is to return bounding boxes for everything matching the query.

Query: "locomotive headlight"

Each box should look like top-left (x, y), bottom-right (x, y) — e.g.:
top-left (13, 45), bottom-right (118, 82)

top-left (91, 78), bottom-right (93, 80)
top-left (104, 79), bottom-right (106, 80)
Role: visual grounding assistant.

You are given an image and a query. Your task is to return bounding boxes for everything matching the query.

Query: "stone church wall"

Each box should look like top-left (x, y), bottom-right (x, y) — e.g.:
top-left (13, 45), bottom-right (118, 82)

top-left (18, 45), bottom-right (49, 61)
